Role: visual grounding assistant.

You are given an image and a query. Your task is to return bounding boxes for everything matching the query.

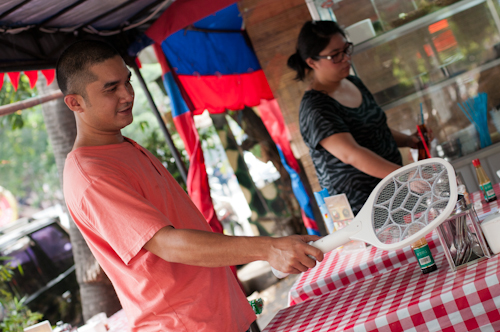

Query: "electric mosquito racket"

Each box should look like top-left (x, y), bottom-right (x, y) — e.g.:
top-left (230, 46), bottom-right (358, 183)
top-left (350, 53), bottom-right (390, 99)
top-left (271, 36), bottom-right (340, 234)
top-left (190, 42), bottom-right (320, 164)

top-left (273, 158), bottom-right (458, 278)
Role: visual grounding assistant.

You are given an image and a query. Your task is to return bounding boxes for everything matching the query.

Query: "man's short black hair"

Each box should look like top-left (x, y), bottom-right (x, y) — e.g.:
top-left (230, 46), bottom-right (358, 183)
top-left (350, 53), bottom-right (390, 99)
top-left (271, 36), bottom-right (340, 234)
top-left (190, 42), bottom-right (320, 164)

top-left (56, 40), bottom-right (120, 97)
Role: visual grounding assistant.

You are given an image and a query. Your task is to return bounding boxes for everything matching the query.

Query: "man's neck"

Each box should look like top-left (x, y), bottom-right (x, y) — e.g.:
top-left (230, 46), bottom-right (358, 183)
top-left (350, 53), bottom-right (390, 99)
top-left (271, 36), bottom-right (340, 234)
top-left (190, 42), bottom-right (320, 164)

top-left (73, 132), bottom-right (125, 150)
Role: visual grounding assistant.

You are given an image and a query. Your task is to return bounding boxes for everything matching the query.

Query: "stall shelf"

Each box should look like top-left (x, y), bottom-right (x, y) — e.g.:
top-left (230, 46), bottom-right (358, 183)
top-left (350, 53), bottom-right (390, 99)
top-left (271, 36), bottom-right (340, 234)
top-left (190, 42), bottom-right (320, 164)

top-left (306, 0), bottom-right (500, 165)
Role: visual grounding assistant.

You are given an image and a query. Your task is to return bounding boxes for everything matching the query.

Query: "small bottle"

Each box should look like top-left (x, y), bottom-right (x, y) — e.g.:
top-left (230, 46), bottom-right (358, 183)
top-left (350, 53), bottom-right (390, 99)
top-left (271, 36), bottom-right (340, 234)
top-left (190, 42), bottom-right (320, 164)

top-left (249, 298), bottom-right (263, 315)
top-left (417, 124), bottom-right (429, 160)
top-left (456, 173), bottom-right (471, 205)
top-left (472, 159), bottom-right (497, 203)
top-left (411, 237), bottom-right (437, 274)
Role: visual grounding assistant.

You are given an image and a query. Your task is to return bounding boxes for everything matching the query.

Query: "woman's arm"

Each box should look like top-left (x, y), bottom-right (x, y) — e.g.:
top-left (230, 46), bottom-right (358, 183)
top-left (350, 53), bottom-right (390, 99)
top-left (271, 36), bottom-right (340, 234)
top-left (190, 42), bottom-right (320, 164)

top-left (390, 129), bottom-right (419, 148)
top-left (320, 132), bottom-right (400, 179)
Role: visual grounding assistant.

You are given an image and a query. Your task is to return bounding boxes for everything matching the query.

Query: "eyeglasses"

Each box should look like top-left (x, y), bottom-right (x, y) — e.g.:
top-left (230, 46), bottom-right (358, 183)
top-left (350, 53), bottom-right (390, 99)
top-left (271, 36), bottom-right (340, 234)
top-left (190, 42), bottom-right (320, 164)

top-left (314, 42), bottom-right (354, 64)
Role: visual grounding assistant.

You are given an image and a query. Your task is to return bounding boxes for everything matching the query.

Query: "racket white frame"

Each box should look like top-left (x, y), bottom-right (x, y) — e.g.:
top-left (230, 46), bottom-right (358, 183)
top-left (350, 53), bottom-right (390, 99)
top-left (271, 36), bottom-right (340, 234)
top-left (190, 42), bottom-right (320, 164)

top-left (273, 158), bottom-right (458, 278)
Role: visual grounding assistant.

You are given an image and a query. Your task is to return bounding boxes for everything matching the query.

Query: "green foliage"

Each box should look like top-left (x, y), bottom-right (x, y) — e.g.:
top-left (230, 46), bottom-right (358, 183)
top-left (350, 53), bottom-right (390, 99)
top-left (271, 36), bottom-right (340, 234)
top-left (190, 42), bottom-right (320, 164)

top-left (0, 257), bottom-right (43, 332)
top-left (136, 121), bottom-right (189, 192)
top-left (0, 76), bottom-right (61, 209)
top-left (0, 75), bottom-right (38, 130)
top-left (122, 63), bottom-right (195, 191)
top-left (198, 124), bottom-right (217, 150)
top-left (249, 144), bottom-right (262, 159)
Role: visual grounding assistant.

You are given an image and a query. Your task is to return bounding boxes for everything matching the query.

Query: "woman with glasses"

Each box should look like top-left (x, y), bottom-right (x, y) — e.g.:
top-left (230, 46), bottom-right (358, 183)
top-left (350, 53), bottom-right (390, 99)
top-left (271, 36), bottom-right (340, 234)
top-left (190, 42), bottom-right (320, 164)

top-left (288, 21), bottom-right (420, 215)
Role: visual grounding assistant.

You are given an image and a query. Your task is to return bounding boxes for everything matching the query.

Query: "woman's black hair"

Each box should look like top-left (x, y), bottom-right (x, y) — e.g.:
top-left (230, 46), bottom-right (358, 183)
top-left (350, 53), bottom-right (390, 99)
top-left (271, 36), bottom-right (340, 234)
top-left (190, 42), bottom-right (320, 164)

top-left (287, 20), bottom-right (346, 81)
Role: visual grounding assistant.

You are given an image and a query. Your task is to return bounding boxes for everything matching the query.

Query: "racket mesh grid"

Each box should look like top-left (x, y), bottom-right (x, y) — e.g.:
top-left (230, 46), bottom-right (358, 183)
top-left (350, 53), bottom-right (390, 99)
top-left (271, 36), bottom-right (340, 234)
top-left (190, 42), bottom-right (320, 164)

top-left (373, 163), bottom-right (451, 244)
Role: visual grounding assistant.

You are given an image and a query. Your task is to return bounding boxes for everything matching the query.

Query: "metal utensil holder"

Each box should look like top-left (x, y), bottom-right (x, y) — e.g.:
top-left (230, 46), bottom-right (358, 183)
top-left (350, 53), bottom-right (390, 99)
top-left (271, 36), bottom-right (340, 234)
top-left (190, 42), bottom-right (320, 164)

top-left (436, 196), bottom-right (491, 271)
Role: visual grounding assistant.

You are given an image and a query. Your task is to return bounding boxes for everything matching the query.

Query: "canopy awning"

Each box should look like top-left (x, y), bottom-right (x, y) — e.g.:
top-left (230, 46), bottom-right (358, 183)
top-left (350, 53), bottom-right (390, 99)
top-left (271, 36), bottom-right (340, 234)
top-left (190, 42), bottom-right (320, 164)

top-left (0, 0), bottom-right (238, 74)
top-left (0, 0), bottom-right (240, 90)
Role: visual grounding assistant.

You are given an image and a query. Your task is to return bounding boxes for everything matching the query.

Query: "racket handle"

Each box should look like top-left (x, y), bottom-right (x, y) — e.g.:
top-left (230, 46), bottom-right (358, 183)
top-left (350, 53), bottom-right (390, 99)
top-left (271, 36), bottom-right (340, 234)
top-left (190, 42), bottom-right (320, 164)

top-left (272, 267), bottom-right (290, 279)
top-left (312, 220), bottom-right (361, 253)
top-left (272, 222), bottom-right (361, 279)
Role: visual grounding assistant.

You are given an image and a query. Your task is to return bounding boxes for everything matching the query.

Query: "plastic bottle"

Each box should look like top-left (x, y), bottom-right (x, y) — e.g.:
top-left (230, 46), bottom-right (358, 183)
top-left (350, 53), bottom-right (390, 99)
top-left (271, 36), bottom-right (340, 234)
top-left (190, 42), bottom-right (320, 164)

top-left (472, 159), bottom-right (497, 203)
top-left (411, 237), bottom-right (438, 274)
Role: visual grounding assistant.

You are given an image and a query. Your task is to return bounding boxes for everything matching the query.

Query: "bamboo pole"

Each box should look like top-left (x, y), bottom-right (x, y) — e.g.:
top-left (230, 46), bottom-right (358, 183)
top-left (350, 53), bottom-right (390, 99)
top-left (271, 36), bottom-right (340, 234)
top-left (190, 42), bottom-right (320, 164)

top-left (0, 89), bottom-right (63, 116)
top-left (131, 61), bottom-right (188, 185)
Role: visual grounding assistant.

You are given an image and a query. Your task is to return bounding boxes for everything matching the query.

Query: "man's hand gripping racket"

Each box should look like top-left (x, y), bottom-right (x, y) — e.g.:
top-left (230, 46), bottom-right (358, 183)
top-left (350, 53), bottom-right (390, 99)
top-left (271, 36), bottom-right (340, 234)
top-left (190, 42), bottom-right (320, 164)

top-left (272, 158), bottom-right (458, 278)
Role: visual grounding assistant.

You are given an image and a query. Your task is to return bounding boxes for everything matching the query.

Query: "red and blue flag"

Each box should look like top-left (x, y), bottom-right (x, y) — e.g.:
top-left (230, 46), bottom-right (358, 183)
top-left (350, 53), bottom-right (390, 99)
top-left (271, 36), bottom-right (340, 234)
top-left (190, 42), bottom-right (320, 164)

top-left (140, 2), bottom-right (320, 235)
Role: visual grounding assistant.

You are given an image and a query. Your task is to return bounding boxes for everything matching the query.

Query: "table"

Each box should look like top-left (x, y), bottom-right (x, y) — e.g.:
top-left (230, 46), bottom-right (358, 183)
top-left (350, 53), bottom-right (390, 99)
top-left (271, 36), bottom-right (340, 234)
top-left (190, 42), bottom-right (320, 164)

top-left (289, 232), bottom-right (442, 306)
top-left (264, 251), bottom-right (500, 332)
top-left (264, 184), bottom-right (500, 331)
top-left (288, 183), bottom-right (500, 306)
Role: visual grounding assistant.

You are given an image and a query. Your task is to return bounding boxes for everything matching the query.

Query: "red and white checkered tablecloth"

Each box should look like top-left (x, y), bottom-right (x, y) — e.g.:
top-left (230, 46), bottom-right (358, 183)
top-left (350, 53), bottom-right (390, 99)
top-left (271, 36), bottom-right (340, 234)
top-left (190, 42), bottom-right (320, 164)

top-left (469, 183), bottom-right (499, 220)
top-left (289, 232), bottom-right (442, 306)
top-left (288, 184), bottom-right (500, 307)
top-left (264, 252), bottom-right (500, 332)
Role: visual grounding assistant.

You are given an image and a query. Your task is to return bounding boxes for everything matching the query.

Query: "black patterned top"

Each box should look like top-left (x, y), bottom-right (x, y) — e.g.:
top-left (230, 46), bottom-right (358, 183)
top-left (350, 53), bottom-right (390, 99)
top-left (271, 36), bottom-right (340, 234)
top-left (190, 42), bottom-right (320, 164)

top-left (299, 75), bottom-right (402, 215)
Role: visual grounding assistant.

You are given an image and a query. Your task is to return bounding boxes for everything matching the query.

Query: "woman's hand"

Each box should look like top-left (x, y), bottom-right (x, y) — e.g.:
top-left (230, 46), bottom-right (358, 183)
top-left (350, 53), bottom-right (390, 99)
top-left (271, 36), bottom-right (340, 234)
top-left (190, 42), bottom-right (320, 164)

top-left (406, 133), bottom-right (420, 149)
top-left (409, 128), bottom-right (434, 149)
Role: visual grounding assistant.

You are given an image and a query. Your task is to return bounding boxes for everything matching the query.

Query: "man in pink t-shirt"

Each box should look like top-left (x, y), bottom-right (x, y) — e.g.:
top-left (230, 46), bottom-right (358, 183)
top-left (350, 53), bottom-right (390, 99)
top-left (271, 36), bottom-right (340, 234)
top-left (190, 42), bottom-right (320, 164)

top-left (58, 40), bottom-right (323, 332)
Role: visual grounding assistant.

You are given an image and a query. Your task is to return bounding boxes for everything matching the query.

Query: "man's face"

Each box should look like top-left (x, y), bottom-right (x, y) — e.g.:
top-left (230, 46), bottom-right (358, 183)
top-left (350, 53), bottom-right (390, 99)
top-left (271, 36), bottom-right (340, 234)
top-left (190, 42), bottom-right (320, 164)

top-left (79, 55), bottom-right (134, 133)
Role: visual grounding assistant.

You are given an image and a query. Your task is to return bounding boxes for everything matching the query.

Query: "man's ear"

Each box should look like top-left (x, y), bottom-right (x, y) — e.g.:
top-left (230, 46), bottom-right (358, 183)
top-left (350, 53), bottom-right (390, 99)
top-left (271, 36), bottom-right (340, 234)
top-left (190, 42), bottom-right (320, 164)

top-left (64, 94), bottom-right (85, 113)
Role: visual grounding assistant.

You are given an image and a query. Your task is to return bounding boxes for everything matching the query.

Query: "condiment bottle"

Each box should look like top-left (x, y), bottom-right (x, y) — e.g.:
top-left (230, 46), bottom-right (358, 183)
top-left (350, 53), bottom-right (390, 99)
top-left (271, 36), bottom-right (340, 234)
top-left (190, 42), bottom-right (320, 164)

top-left (411, 237), bottom-right (438, 274)
top-left (456, 173), bottom-right (471, 205)
top-left (472, 159), bottom-right (497, 203)
top-left (417, 124), bottom-right (429, 161)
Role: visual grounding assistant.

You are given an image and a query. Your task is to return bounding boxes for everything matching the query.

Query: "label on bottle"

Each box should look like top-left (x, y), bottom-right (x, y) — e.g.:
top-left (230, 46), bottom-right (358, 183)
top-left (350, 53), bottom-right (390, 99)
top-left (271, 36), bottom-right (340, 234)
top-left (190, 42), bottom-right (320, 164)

top-left (414, 244), bottom-right (435, 269)
top-left (480, 182), bottom-right (496, 200)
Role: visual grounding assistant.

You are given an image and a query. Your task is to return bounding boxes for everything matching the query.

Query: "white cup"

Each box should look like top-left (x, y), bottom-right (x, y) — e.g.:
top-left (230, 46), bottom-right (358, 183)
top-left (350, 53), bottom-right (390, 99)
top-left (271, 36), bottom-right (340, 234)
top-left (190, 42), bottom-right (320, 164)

top-left (481, 212), bottom-right (500, 254)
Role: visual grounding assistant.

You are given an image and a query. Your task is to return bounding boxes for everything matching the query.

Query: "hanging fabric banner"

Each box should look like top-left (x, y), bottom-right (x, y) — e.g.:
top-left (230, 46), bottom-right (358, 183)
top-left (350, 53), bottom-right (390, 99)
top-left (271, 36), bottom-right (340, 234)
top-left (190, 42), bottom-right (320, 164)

top-left (41, 69), bottom-right (55, 86)
top-left (156, 4), bottom-right (273, 114)
top-left (7, 72), bottom-right (20, 91)
top-left (149, 3), bottom-right (320, 235)
top-left (156, 45), bottom-right (223, 234)
top-left (24, 70), bottom-right (38, 89)
top-left (145, 0), bottom-right (238, 44)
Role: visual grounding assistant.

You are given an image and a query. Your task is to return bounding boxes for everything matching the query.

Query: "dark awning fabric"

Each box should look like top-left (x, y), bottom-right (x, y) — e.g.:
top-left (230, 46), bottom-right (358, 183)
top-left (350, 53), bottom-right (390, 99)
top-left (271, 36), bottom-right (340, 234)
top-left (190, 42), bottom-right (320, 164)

top-left (0, 0), bottom-right (171, 72)
top-left (0, 0), bottom-right (243, 72)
